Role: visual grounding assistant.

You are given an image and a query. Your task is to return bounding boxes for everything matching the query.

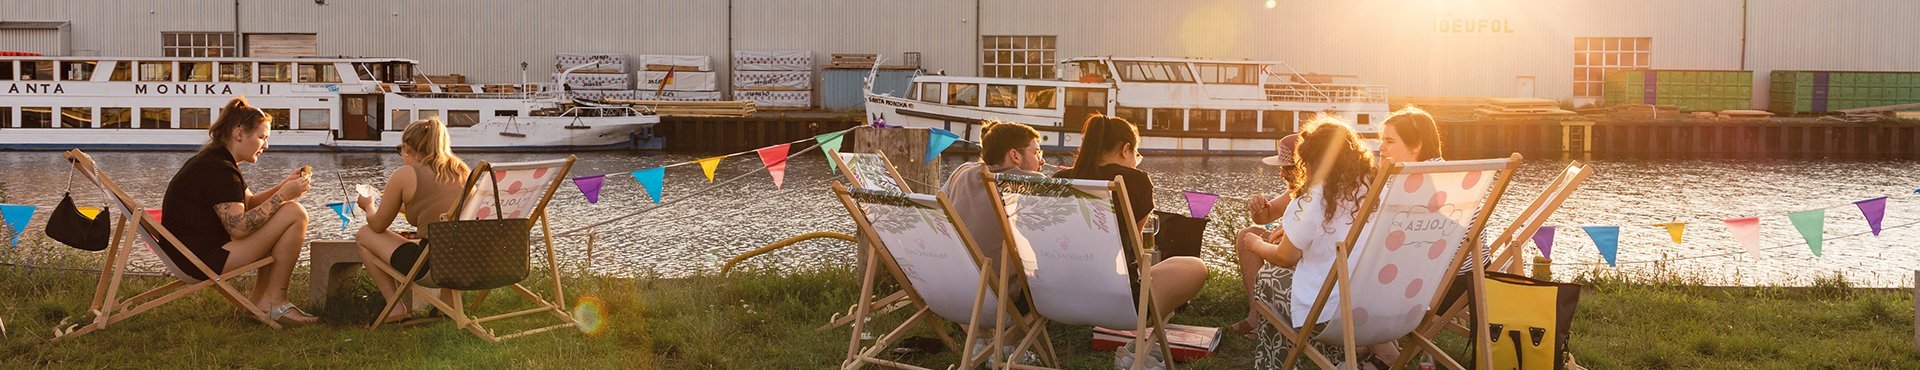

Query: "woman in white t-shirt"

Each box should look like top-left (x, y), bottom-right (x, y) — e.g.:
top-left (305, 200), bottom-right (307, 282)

top-left (1234, 118), bottom-right (1391, 369)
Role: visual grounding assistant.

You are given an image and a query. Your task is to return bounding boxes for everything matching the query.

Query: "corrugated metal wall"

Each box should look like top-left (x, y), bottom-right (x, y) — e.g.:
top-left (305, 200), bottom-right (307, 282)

top-left (5, 0), bottom-right (1919, 109)
top-left (0, 29), bottom-right (67, 56)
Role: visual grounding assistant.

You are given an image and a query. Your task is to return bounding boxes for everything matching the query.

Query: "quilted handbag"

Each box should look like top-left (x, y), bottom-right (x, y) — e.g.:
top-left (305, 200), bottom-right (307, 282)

top-left (46, 192), bottom-right (112, 252)
top-left (421, 173), bottom-right (534, 291)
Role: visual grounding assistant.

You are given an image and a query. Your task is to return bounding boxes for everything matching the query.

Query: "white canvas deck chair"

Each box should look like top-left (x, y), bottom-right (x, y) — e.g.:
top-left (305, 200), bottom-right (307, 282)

top-left (1260, 155), bottom-right (1521, 370)
top-left (832, 182), bottom-right (1053, 369)
top-left (981, 173), bottom-right (1173, 370)
top-left (52, 149), bottom-right (281, 343)
top-left (821, 150), bottom-right (918, 330)
top-left (366, 156), bottom-right (581, 342)
top-left (1423, 161), bottom-right (1592, 340)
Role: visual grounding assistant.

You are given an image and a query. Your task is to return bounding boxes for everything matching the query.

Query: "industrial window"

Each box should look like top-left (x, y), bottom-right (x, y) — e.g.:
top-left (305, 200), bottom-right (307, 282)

top-left (179, 108), bottom-right (211, 129)
top-left (218, 62), bottom-right (253, 82)
top-left (1114, 62), bottom-right (1195, 83)
top-left (1225, 110), bottom-right (1259, 132)
top-left (1195, 64), bottom-right (1258, 85)
top-left (1573, 37), bottom-right (1650, 98)
top-left (179, 62), bottom-right (214, 82)
top-left (1150, 108), bottom-right (1183, 131)
top-left (139, 62), bottom-right (172, 82)
top-left (447, 110), bottom-right (480, 127)
top-left (61, 107), bottom-right (92, 128)
top-left (101, 107), bottom-right (132, 128)
top-left (948, 83), bottom-right (979, 107)
top-left (140, 108), bottom-right (171, 129)
top-left (917, 82), bottom-right (941, 103)
top-left (60, 61), bottom-right (96, 81)
top-left (299, 109), bottom-right (329, 130)
top-left (162, 32), bottom-right (238, 57)
top-left (259, 63), bottom-right (293, 83)
top-left (1023, 86), bottom-right (1058, 109)
top-left (985, 84), bottom-right (1018, 108)
top-left (981, 35), bottom-right (1056, 79)
top-left (22, 107), bottom-right (52, 128)
top-left (298, 63), bottom-right (341, 83)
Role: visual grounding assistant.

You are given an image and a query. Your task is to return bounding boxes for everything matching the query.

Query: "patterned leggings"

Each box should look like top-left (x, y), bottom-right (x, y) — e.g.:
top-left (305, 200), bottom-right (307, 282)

top-left (1251, 264), bottom-right (1348, 370)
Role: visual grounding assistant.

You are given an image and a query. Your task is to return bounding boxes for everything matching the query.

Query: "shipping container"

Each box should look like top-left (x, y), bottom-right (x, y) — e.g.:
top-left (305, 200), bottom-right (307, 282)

top-left (1604, 70), bottom-right (1754, 112)
top-left (1769, 70), bottom-right (1920, 115)
top-left (821, 68), bottom-right (916, 111)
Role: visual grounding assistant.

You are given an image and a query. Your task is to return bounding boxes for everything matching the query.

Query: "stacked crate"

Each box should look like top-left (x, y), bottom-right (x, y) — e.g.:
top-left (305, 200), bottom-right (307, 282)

top-left (1603, 70), bottom-right (1753, 112)
top-left (553, 52), bottom-right (632, 95)
top-left (733, 50), bottom-right (814, 110)
top-left (1769, 70), bottom-right (1920, 115)
top-left (635, 54), bottom-right (722, 101)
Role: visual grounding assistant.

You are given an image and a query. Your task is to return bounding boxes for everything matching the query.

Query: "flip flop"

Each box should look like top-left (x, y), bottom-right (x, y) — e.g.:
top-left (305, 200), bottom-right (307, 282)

top-left (266, 303), bottom-right (318, 326)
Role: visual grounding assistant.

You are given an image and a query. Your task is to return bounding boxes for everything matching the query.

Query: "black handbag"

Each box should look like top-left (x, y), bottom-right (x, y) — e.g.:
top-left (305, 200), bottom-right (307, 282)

top-left (1150, 210), bottom-right (1210, 261)
top-left (420, 172), bottom-right (534, 291)
top-left (46, 192), bottom-right (112, 252)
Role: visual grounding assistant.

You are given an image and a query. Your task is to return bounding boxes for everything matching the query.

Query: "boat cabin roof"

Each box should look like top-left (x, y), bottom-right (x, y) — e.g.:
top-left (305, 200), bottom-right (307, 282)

top-left (1059, 56), bottom-right (1280, 66)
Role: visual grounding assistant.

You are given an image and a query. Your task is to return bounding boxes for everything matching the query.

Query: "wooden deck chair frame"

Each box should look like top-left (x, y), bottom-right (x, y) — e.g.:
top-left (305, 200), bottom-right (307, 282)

top-left (980, 173), bottom-right (1174, 370)
top-left (365, 156), bottom-right (580, 343)
top-left (832, 183), bottom-right (1056, 369)
top-left (1259, 154), bottom-right (1522, 370)
top-left (53, 149), bottom-right (281, 343)
top-left (1421, 161), bottom-right (1592, 341)
top-left (820, 150), bottom-right (918, 331)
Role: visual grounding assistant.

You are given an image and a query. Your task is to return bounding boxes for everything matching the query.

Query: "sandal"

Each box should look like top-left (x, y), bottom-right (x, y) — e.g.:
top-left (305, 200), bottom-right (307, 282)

top-left (266, 303), bottom-right (319, 326)
top-left (1227, 318), bottom-right (1261, 339)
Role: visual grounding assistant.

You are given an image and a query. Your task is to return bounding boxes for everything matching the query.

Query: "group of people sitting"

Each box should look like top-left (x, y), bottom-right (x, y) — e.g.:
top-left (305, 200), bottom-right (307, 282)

top-left (936, 108), bottom-right (1445, 369)
top-left (158, 96), bottom-right (467, 325)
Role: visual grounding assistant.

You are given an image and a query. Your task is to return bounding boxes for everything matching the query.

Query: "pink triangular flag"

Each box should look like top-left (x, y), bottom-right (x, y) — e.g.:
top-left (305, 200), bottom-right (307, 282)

top-left (1182, 191), bottom-right (1219, 218)
top-left (757, 143), bottom-right (791, 189)
top-left (1722, 217), bottom-right (1763, 261)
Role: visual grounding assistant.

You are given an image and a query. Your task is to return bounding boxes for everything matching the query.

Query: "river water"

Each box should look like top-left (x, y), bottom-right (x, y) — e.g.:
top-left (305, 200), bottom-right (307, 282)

top-left (3, 150), bottom-right (1916, 287)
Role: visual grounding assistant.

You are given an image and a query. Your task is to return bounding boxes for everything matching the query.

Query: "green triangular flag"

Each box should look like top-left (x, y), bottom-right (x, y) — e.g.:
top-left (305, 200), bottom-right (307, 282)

top-left (816, 131), bottom-right (847, 172)
top-left (1787, 209), bottom-right (1825, 257)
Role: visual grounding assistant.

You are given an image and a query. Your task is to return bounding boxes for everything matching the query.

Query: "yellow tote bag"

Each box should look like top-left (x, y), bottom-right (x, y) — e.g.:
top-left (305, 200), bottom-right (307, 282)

top-left (1478, 272), bottom-right (1581, 370)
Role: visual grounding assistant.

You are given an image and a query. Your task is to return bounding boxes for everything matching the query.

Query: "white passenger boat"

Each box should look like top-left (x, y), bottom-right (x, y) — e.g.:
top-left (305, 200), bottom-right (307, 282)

top-left (863, 56), bottom-right (1389, 155)
top-left (0, 56), bottom-right (658, 151)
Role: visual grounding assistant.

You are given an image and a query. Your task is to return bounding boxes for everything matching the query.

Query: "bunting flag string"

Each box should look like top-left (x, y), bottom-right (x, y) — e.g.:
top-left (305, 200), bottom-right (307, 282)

top-left (1, 204), bottom-right (37, 247)
top-left (1532, 189), bottom-right (1913, 267)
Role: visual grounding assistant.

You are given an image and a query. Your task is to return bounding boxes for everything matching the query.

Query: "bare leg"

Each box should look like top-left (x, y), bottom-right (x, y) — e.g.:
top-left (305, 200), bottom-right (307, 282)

top-left (355, 226), bottom-right (413, 319)
top-left (219, 201), bottom-right (313, 321)
top-left (1235, 228), bottom-right (1269, 326)
top-left (1148, 256), bottom-right (1208, 315)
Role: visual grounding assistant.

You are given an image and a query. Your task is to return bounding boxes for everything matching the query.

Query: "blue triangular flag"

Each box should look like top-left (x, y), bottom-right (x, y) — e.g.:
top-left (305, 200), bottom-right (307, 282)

top-left (325, 202), bottom-right (351, 231)
top-left (1580, 225), bottom-right (1620, 267)
top-left (632, 167), bottom-right (666, 204)
top-left (926, 128), bottom-right (960, 163)
top-left (1, 204), bottom-right (36, 247)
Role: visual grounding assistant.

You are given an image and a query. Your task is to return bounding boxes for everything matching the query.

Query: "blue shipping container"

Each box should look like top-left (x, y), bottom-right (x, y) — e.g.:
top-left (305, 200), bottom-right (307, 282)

top-left (821, 68), bottom-right (918, 111)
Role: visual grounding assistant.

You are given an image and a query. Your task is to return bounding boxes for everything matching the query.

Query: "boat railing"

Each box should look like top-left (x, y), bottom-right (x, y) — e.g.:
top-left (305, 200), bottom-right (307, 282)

top-left (1263, 82), bottom-right (1389, 104)
top-left (386, 82), bottom-right (562, 99)
top-left (559, 105), bottom-right (656, 118)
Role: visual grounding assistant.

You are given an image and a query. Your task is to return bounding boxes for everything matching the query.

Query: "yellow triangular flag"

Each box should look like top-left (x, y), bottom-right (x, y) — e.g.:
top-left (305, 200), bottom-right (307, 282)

top-left (77, 207), bottom-right (102, 220)
top-left (697, 156), bottom-right (724, 182)
top-left (1657, 222), bottom-right (1686, 244)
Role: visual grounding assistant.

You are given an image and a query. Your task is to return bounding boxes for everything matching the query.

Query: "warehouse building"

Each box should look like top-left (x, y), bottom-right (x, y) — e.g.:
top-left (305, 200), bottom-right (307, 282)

top-left (5, 0), bottom-right (1919, 109)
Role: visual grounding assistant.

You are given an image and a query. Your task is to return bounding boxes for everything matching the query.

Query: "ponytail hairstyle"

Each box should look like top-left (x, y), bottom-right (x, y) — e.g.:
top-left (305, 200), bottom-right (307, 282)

top-left (1289, 115), bottom-right (1375, 222)
top-left (1382, 106), bottom-right (1445, 161)
top-left (1069, 114), bottom-right (1141, 172)
top-left (203, 96), bottom-right (271, 152)
top-left (401, 116), bottom-right (471, 183)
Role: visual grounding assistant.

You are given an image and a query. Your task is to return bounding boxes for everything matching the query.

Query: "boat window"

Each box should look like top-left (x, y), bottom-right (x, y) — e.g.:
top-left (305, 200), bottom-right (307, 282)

top-left (1357, 113), bottom-right (1372, 127)
top-left (948, 83), bottom-right (979, 107)
top-left (108, 61), bottom-right (133, 81)
top-left (140, 108), bottom-right (172, 129)
top-left (1263, 110), bottom-right (1297, 133)
top-left (21, 107), bottom-right (53, 128)
top-left (22, 61), bottom-right (55, 80)
top-left (390, 109), bottom-right (411, 131)
top-left (1023, 86), bottom-right (1058, 109)
top-left (1225, 110), bottom-right (1258, 132)
top-left (418, 109), bottom-right (441, 121)
top-left (1195, 63), bottom-right (1258, 85)
top-left (298, 109), bottom-right (329, 130)
top-left (0, 61), bottom-right (12, 81)
top-left (62, 107), bottom-right (93, 128)
top-left (259, 63), bottom-right (293, 83)
top-left (1188, 109), bottom-right (1221, 131)
top-left (0, 107), bottom-right (9, 127)
top-left (219, 62), bottom-right (253, 82)
top-left (352, 63), bottom-right (377, 82)
top-left (179, 108), bottom-right (212, 129)
top-left (494, 110), bottom-right (518, 117)
top-left (179, 62), bottom-right (214, 82)
top-left (1069, 60), bottom-right (1111, 83)
top-left (298, 63), bottom-right (341, 83)
top-left (1114, 106), bottom-right (1147, 125)
top-left (138, 62), bottom-right (172, 82)
top-left (918, 82), bottom-right (941, 103)
top-left (1064, 88), bottom-right (1106, 107)
top-left (1149, 108), bottom-right (1183, 131)
top-left (985, 84), bottom-right (1017, 108)
top-left (447, 110), bottom-right (480, 127)
top-left (101, 108), bottom-right (132, 128)
top-left (391, 63), bottom-right (413, 83)
top-left (60, 61), bottom-right (97, 81)
top-left (1113, 61), bottom-right (1193, 83)
top-left (261, 109), bottom-right (291, 130)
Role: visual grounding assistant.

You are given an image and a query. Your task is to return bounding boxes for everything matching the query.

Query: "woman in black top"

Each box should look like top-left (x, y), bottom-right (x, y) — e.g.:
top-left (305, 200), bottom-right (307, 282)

top-left (161, 97), bottom-right (317, 325)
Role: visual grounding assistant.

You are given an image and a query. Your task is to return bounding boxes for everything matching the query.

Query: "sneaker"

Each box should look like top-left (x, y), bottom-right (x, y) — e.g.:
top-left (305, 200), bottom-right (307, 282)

top-left (1113, 340), bottom-right (1167, 370)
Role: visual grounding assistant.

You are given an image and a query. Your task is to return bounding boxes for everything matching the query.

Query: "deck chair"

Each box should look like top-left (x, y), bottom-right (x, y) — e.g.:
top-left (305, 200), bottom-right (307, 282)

top-left (981, 173), bottom-right (1175, 370)
top-left (1258, 155), bottom-right (1521, 370)
top-left (832, 182), bottom-right (1053, 369)
top-left (1423, 161), bottom-right (1592, 341)
top-left (365, 156), bottom-right (581, 342)
top-left (821, 150), bottom-right (919, 330)
top-left (52, 149), bottom-right (281, 343)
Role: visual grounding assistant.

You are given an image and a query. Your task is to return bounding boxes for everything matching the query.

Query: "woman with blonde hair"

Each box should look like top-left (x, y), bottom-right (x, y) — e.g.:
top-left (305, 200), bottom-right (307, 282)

top-left (353, 116), bottom-right (471, 322)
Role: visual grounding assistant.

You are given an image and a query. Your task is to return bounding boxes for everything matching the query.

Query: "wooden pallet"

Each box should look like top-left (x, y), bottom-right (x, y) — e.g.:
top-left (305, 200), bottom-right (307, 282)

top-left (828, 53), bottom-right (877, 69)
top-left (604, 99), bottom-right (757, 118)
